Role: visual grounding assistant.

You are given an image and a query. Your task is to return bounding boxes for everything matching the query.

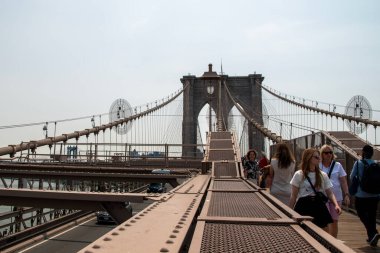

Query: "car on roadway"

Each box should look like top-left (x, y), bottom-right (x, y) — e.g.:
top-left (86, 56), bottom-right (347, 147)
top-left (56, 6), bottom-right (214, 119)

top-left (147, 182), bottom-right (167, 193)
top-left (147, 169), bottom-right (170, 193)
top-left (96, 202), bottom-right (132, 224)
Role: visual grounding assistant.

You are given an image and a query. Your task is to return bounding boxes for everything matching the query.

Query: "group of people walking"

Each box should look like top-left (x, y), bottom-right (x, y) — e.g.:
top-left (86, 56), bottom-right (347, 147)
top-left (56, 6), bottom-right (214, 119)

top-left (242, 143), bottom-right (379, 246)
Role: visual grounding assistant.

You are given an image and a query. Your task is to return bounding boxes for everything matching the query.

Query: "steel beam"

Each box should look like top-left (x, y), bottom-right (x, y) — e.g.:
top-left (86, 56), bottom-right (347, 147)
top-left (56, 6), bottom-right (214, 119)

top-left (0, 188), bottom-right (144, 223)
top-left (0, 170), bottom-right (182, 187)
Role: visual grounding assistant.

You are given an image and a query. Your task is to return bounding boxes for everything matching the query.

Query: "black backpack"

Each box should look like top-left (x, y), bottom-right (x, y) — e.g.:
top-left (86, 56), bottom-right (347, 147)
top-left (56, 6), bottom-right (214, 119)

top-left (360, 160), bottom-right (380, 194)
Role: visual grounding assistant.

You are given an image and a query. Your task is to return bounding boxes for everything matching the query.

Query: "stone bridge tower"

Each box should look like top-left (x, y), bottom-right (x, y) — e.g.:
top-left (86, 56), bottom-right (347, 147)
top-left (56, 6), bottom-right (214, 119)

top-left (181, 64), bottom-right (265, 157)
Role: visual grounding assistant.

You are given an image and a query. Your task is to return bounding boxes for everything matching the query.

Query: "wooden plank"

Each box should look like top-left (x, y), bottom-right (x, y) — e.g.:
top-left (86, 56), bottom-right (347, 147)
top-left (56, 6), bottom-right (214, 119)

top-left (338, 211), bottom-right (380, 253)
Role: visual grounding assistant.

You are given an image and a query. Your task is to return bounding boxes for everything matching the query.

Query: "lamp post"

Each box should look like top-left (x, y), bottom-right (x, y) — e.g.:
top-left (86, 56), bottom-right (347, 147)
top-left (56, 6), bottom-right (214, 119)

top-left (201, 64), bottom-right (220, 133)
top-left (43, 122), bottom-right (48, 138)
top-left (206, 82), bottom-right (214, 132)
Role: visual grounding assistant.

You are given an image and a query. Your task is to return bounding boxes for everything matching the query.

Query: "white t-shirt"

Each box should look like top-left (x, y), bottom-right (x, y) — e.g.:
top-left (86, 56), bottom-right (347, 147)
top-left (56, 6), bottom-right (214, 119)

top-left (290, 170), bottom-right (333, 199)
top-left (320, 161), bottom-right (347, 202)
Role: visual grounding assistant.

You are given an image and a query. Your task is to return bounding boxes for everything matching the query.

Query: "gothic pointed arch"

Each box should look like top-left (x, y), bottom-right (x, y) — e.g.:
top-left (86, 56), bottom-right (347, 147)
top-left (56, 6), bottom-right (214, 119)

top-left (181, 65), bottom-right (265, 157)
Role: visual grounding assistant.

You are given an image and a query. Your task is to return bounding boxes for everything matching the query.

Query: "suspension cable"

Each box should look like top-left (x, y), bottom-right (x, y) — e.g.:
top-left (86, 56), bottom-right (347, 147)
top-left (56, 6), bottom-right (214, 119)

top-left (0, 85), bottom-right (188, 156)
top-left (260, 84), bottom-right (380, 128)
top-left (224, 83), bottom-right (283, 143)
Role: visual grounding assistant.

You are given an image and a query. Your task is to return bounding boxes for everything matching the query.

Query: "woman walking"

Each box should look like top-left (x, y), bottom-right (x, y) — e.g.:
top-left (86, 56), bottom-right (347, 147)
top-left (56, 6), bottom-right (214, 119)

top-left (289, 148), bottom-right (341, 230)
top-left (266, 143), bottom-right (295, 205)
top-left (319, 144), bottom-right (350, 238)
top-left (350, 145), bottom-right (380, 246)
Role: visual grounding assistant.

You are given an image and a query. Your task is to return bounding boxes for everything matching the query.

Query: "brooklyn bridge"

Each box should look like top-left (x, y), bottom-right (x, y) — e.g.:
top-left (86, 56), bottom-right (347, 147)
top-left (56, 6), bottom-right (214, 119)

top-left (0, 64), bottom-right (379, 253)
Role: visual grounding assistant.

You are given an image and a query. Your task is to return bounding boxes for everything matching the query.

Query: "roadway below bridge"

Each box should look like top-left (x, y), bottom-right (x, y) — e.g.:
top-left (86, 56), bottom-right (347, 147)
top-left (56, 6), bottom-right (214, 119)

top-left (6, 201), bottom-right (154, 253)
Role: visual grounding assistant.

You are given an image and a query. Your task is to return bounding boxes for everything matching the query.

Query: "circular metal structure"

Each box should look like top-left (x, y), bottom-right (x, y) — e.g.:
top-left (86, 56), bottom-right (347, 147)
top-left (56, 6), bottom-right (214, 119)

top-left (344, 95), bottom-right (372, 134)
top-left (109, 98), bottom-right (133, 135)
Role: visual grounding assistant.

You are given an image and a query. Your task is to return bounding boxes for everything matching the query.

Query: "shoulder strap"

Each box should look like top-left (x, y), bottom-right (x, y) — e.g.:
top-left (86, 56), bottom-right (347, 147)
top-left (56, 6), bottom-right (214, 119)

top-left (305, 176), bottom-right (318, 194)
top-left (356, 160), bottom-right (360, 181)
top-left (328, 161), bottom-right (336, 178)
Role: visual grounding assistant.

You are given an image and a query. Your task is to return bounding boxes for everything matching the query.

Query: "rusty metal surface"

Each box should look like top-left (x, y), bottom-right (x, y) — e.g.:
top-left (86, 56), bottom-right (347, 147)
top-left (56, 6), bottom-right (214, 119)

top-left (210, 132), bottom-right (231, 140)
top-left (209, 140), bottom-right (233, 149)
top-left (301, 221), bottom-right (356, 253)
top-left (208, 149), bottom-right (235, 161)
top-left (206, 192), bottom-right (281, 218)
top-left (194, 223), bottom-right (328, 253)
top-left (0, 188), bottom-right (144, 211)
top-left (173, 175), bottom-right (210, 194)
top-left (0, 162), bottom-right (195, 173)
top-left (211, 180), bottom-right (253, 191)
top-left (213, 162), bottom-right (238, 178)
top-left (78, 192), bottom-right (203, 253)
top-left (0, 170), bottom-right (184, 187)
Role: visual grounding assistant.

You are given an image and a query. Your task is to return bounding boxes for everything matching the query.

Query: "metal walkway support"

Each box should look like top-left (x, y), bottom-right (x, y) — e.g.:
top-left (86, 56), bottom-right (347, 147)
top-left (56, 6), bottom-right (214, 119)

top-left (79, 131), bottom-right (356, 253)
top-left (0, 189), bottom-right (145, 224)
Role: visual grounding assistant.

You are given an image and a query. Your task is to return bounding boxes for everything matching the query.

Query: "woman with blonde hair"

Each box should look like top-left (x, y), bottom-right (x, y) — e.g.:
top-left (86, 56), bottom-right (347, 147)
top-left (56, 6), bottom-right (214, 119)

top-left (319, 144), bottom-right (350, 237)
top-left (289, 148), bottom-right (341, 230)
top-left (266, 143), bottom-right (295, 205)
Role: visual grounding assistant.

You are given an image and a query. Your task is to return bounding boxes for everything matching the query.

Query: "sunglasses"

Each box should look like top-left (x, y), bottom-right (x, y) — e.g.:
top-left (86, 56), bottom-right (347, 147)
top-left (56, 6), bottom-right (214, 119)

top-left (323, 151), bottom-right (333, 154)
top-left (312, 156), bottom-right (320, 159)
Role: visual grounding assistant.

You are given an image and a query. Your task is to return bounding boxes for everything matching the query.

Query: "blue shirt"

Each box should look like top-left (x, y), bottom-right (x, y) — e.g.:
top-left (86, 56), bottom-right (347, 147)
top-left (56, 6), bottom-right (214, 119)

top-left (350, 159), bottom-right (380, 198)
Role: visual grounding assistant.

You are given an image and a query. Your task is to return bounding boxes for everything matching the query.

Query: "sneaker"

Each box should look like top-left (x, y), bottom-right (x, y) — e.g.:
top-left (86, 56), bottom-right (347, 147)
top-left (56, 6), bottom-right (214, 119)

top-left (370, 234), bottom-right (380, 247)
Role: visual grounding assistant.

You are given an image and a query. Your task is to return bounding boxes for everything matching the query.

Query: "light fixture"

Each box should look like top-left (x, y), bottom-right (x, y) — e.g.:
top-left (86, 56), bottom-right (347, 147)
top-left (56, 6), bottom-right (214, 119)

top-left (207, 81), bottom-right (214, 95)
top-left (43, 122), bottom-right (48, 138)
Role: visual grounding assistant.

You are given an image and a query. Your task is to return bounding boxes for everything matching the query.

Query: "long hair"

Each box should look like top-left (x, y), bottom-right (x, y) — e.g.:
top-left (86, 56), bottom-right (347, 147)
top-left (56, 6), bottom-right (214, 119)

top-left (274, 143), bottom-right (295, 169)
top-left (319, 144), bottom-right (337, 160)
top-left (299, 148), bottom-right (322, 189)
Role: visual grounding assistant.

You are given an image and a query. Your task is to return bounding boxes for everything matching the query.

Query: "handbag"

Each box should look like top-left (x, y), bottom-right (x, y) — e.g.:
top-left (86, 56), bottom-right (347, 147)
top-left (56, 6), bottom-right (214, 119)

top-left (306, 176), bottom-right (328, 203)
top-left (349, 162), bottom-right (360, 196)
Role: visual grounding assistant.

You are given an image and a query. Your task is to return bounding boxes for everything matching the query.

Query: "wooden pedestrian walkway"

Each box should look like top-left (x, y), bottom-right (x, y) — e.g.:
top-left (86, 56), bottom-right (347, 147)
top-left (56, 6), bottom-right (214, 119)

top-left (338, 210), bottom-right (380, 253)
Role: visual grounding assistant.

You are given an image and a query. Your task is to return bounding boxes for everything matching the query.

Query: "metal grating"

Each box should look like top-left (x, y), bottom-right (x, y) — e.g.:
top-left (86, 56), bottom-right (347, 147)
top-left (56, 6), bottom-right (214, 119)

top-left (209, 150), bottom-right (235, 161)
top-left (207, 192), bottom-right (280, 218)
top-left (301, 221), bottom-right (347, 253)
top-left (210, 132), bottom-right (231, 140)
top-left (200, 223), bottom-right (319, 253)
top-left (212, 180), bottom-right (251, 191)
top-left (210, 140), bottom-right (233, 149)
top-left (214, 163), bottom-right (237, 177)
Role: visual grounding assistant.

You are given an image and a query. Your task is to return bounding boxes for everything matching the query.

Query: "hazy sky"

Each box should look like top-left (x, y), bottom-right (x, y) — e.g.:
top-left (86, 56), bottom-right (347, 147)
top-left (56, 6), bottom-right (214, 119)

top-left (0, 0), bottom-right (379, 147)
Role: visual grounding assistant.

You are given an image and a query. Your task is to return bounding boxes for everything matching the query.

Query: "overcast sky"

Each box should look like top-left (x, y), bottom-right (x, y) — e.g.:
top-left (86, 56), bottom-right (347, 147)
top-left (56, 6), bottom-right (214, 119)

top-left (0, 0), bottom-right (379, 147)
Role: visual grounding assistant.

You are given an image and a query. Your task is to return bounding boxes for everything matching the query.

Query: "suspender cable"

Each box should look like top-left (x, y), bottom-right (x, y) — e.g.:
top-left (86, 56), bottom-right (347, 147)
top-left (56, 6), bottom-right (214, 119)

top-left (225, 84), bottom-right (283, 143)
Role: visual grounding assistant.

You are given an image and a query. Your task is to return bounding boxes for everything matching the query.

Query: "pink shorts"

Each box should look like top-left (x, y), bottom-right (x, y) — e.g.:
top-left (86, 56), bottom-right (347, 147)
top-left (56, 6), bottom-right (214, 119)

top-left (326, 201), bottom-right (342, 221)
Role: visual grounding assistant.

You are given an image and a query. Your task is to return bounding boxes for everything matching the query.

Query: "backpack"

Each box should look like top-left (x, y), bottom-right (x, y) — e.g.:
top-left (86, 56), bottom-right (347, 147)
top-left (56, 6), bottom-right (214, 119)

top-left (360, 160), bottom-right (380, 194)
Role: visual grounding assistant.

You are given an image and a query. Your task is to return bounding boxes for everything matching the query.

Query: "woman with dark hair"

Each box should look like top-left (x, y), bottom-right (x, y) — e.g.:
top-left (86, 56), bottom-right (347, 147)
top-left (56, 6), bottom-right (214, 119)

top-left (266, 143), bottom-right (295, 204)
top-left (289, 148), bottom-right (341, 230)
top-left (350, 144), bottom-right (380, 246)
top-left (243, 149), bottom-right (259, 180)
